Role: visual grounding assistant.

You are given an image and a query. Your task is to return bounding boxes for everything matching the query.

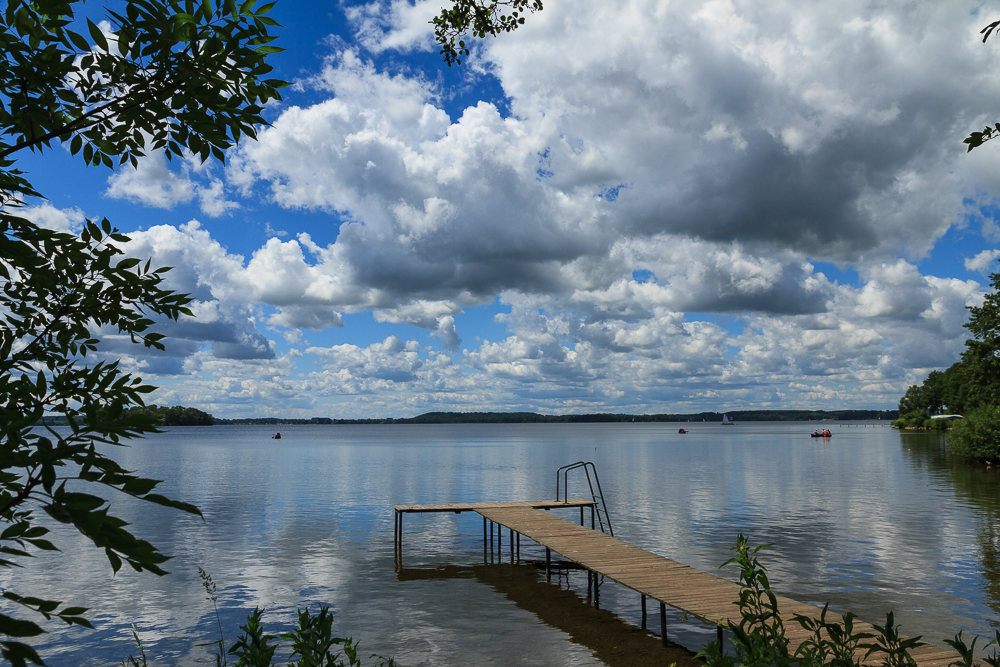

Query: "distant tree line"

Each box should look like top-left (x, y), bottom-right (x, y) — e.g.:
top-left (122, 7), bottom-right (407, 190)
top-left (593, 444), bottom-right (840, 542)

top-left (397, 410), bottom-right (896, 424)
top-left (894, 264), bottom-right (1000, 461)
top-left (131, 405), bottom-right (215, 426)
top-left (40, 404), bottom-right (214, 427)
top-left (217, 409), bottom-right (896, 426)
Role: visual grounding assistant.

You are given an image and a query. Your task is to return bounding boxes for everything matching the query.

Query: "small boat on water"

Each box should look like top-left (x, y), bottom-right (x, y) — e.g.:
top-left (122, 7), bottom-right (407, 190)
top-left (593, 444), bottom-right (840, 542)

top-left (811, 429), bottom-right (832, 438)
top-left (272, 432), bottom-right (282, 440)
top-left (721, 414), bottom-right (736, 425)
top-left (678, 428), bottom-right (687, 434)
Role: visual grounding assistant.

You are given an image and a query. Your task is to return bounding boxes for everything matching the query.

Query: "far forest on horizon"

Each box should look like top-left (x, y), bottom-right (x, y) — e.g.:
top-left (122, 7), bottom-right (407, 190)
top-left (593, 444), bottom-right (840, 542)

top-left (215, 409), bottom-right (897, 425)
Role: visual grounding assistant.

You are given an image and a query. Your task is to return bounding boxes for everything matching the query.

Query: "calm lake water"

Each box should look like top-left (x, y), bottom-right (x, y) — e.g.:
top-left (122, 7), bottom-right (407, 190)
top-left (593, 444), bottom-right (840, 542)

top-left (10, 422), bottom-right (1000, 666)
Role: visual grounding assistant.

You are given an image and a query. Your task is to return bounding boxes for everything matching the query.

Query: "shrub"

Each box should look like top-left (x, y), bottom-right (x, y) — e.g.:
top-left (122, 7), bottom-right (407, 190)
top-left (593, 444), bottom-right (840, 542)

top-left (892, 411), bottom-right (927, 428)
top-left (948, 405), bottom-right (1000, 462)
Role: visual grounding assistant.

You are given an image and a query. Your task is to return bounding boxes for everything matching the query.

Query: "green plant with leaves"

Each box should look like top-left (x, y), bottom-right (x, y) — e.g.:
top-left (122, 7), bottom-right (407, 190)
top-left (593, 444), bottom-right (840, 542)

top-left (0, 0), bottom-right (287, 663)
top-left (280, 607), bottom-right (354, 667)
top-left (948, 404), bottom-right (1000, 462)
top-left (943, 630), bottom-right (981, 667)
top-left (865, 612), bottom-right (924, 667)
top-left (228, 607), bottom-right (279, 667)
top-left (431, 0), bottom-right (543, 65)
top-left (793, 603), bottom-right (873, 667)
top-left (967, 22), bottom-right (1000, 151)
top-left (699, 536), bottom-right (931, 667)
top-left (697, 534), bottom-right (794, 667)
top-left (199, 567), bottom-right (229, 666)
top-left (229, 605), bottom-right (396, 667)
top-left (119, 625), bottom-right (148, 667)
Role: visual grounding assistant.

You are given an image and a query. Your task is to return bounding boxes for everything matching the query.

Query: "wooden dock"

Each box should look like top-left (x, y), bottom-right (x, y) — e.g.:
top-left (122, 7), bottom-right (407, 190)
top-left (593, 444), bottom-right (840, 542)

top-left (393, 501), bottom-right (959, 667)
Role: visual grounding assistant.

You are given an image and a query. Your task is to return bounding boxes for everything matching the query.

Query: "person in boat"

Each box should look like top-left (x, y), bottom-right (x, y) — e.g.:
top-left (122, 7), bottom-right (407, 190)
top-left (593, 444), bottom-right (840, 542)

top-left (678, 428), bottom-right (687, 434)
top-left (823, 429), bottom-right (831, 437)
top-left (272, 432), bottom-right (281, 440)
top-left (812, 429), bottom-right (820, 437)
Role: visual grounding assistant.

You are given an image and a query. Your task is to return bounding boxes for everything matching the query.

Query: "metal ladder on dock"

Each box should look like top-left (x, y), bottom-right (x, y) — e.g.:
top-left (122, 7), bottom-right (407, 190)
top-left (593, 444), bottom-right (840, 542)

top-left (555, 462), bottom-right (613, 537)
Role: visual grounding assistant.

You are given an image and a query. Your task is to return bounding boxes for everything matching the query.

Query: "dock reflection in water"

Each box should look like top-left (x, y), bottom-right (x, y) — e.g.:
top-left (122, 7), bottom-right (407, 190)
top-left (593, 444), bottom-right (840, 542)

top-left (397, 562), bottom-right (703, 667)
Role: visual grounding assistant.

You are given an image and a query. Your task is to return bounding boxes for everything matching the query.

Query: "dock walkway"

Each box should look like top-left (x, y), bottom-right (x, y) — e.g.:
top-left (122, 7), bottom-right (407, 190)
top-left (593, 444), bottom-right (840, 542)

top-left (394, 501), bottom-right (958, 667)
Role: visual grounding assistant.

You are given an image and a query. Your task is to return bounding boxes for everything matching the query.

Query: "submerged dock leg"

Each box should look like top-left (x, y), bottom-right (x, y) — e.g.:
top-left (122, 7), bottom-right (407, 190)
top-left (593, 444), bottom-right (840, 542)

top-left (546, 547), bottom-right (551, 581)
top-left (498, 523), bottom-right (502, 557)
top-left (483, 517), bottom-right (487, 562)
top-left (717, 626), bottom-right (723, 646)
top-left (516, 532), bottom-right (520, 562)
top-left (660, 602), bottom-right (667, 646)
top-left (490, 521), bottom-right (494, 563)
top-left (641, 594), bottom-right (647, 630)
top-left (587, 570), bottom-right (592, 600)
top-left (594, 574), bottom-right (600, 608)
top-left (509, 528), bottom-right (514, 563)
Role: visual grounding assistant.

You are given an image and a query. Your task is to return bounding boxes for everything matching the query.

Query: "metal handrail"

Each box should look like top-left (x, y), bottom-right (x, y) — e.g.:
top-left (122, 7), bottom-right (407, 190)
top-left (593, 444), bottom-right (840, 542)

top-left (555, 461), bottom-right (613, 537)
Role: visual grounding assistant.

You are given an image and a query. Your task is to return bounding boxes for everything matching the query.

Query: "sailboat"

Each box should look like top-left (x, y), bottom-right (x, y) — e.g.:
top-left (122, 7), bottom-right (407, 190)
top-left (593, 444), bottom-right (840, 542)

top-left (721, 414), bottom-right (736, 425)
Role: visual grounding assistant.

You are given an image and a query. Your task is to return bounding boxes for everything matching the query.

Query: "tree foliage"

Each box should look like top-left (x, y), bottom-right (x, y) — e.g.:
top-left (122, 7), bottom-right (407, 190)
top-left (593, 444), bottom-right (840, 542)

top-left (966, 20), bottom-right (1000, 151)
top-left (0, 0), bottom-right (286, 663)
top-left (124, 404), bottom-right (215, 426)
top-left (948, 405), bottom-right (1000, 462)
top-left (894, 263), bottom-right (1000, 429)
top-left (432, 0), bottom-right (543, 66)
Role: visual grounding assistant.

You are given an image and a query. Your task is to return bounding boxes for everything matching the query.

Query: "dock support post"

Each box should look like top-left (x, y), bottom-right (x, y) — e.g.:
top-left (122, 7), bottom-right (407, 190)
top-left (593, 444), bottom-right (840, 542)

top-left (660, 602), bottom-right (667, 646)
top-left (594, 574), bottom-right (600, 608)
top-left (483, 517), bottom-right (487, 562)
top-left (509, 528), bottom-right (514, 563)
top-left (516, 533), bottom-right (520, 562)
top-left (591, 505), bottom-right (595, 530)
top-left (546, 548), bottom-right (551, 581)
top-left (641, 594), bottom-right (647, 630)
top-left (498, 523), bottom-right (502, 556)
top-left (717, 626), bottom-right (723, 646)
top-left (587, 571), bottom-right (592, 600)
top-left (490, 521), bottom-right (494, 563)
top-left (580, 506), bottom-right (584, 525)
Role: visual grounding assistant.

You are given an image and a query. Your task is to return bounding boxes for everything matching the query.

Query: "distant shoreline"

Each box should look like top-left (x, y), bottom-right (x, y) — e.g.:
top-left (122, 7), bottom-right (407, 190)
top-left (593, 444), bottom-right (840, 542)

top-left (214, 409), bottom-right (898, 426)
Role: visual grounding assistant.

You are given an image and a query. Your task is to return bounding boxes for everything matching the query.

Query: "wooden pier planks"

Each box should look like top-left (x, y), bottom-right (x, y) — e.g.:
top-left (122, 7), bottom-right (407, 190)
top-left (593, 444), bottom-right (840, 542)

top-left (475, 505), bottom-right (959, 667)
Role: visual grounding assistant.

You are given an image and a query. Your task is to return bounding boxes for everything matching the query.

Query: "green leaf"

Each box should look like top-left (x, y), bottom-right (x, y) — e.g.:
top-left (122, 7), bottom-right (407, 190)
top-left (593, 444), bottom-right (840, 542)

top-left (66, 29), bottom-right (91, 51)
top-left (86, 18), bottom-right (109, 51)
top-left (0, 615), bottom-right (44, 638)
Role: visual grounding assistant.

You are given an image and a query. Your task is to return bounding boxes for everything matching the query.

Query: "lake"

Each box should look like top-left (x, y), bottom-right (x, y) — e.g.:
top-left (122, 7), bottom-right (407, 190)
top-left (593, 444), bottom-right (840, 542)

top-left (9, 421), bottom-right (1000, 666)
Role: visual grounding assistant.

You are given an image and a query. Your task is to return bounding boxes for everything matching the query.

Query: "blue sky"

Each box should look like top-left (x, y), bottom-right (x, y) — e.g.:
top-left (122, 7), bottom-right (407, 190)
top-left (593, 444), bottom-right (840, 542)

top-left (16, 0), bottom-right (1000, 418)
